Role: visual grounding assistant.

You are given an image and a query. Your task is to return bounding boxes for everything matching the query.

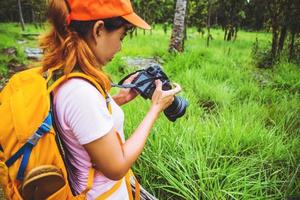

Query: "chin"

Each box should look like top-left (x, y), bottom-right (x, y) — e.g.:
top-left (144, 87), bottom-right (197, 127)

top-left (99, 58), bottom-right (108, 66)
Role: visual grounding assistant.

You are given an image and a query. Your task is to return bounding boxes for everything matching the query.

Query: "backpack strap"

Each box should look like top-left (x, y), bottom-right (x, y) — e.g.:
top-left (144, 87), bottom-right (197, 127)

top-left (95, 179), bottom-right (123, 200)
top-left (125, 169), bottom-right (141, 200)
top-left (5, 112), bottom-right (52, 180)
top-left (81, 168), bottom-right (95, 195)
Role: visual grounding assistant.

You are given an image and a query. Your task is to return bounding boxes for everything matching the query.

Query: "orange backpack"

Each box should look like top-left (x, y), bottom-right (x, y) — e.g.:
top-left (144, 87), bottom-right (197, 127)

top-left (0, 67), bottom-right (140, 200)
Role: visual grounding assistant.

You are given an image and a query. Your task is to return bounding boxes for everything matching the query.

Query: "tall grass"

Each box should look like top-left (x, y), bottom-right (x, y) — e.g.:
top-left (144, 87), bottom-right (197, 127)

top-left (107, 27), bottom-right (300, 199)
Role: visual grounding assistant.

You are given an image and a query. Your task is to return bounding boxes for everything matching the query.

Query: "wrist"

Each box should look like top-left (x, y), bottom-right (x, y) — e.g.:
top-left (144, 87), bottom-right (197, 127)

top-left (113, 94), bottom-right (127, 106)
top-left (149, 105), bottom-right (162, 117)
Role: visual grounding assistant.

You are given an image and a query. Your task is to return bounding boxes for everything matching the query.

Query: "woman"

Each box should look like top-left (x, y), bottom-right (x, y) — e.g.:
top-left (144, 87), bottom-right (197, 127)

top-left (41, 0), bottom-right (181, 199)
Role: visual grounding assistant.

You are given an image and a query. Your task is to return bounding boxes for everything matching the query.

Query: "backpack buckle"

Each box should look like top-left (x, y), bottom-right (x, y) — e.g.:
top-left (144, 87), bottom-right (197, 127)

top-left (27, 114), bottom-right (52, 146)
top-left (105, 95), bottom-right (111, 104)
top-left (28, 133), bottom-right (42, 146)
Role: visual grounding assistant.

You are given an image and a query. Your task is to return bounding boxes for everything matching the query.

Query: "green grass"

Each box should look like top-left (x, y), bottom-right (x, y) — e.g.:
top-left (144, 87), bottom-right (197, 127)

top-left (0, 23), bottom-right (44, 76)
top-left (108, 27), bottom-right (300, 199)
top-left (1, 23), bottom-right (299, 199)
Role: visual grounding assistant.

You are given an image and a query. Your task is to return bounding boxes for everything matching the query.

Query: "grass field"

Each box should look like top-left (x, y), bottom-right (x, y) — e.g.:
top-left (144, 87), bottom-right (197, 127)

top-left (0, 23), bottom-right (299, 199)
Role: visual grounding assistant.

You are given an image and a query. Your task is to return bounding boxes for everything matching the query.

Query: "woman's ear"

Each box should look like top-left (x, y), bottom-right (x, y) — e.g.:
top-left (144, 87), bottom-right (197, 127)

top-left (92, 20), bottom-right (105, 43)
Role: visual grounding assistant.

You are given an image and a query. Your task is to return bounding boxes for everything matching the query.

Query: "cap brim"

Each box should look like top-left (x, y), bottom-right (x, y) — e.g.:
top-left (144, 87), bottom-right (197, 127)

top-left (122, 13), bottom-right (151, 30)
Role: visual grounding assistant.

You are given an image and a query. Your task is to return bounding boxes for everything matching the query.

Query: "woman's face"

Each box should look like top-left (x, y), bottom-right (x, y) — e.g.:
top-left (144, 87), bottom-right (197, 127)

top-left (86, 20), bottom-right (129, 66)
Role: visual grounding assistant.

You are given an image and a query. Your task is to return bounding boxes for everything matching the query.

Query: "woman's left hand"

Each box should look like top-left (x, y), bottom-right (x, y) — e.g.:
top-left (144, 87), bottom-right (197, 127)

top-left (113, 73), bottom-right (139, 106)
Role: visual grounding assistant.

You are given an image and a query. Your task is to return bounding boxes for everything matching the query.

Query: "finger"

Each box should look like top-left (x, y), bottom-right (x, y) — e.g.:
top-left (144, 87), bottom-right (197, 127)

top-left (155, 80), bottom-right (162, 91)
top-left (130, 72), bottom-right (139, 80)
top-left (165, 83), bottom-right (182, 96)
top-left (124, 73), bottom-right (139, 84)
top-left (167, 97), bottom-right (175, 106)
top-left (170, 96), bottom-right (175, 103)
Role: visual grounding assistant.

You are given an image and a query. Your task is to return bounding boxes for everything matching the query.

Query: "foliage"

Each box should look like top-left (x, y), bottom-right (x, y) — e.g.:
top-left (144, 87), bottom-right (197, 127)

top-left (1, 0), bottom-right (299, 62)
top-left (0, 0), bottom-right (47, 25)
top-left (106, 27), bottom-right (300, 199)
top-left (251, 38), bottom-right (276, 68)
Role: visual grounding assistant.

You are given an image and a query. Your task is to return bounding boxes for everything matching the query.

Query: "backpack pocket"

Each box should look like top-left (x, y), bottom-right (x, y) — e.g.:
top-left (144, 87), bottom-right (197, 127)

top-left (21, 165), bottom-right (66, 200)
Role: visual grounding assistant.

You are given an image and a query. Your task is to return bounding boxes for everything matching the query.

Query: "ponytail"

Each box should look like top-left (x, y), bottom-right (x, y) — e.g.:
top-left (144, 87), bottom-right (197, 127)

top-left (40, 0), bottom-right (112, 91)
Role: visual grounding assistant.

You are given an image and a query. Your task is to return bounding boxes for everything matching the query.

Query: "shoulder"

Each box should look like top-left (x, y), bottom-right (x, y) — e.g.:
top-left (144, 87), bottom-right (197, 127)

top-left (56, 78), bottom-right (106, 103)
top-left (58, 78), bottom-right (101, 94)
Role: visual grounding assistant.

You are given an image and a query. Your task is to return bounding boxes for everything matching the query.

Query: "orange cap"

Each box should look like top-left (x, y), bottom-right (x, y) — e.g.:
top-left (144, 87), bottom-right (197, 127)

top-left (66, 0), bottom-right (151, 30)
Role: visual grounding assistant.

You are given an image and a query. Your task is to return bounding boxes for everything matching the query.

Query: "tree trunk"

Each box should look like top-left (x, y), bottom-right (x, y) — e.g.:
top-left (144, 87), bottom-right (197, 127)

top-left (18, 0), bottom-right (25, 31)
top-left (278, 26), bottom-right (287, 54)
top-left (268, 1), bottom-right (284, 61)
top-left (31, 8), bottom-right (38, 29)
top-left (163, 23), bottom-right (168, 35)
top-left (227, 25), bottom-right (234, 41)
top-left (184, 0), bottom-right (189, 41)
top-left (289, 32), bottom-right (295, 61)
top-left (271, 27), bottom-right (279, 59)
top-left (233, 26), bottom-right (238, 41)
top-left (207, 0), bottom-right (212, 47)
top-left (224, 28), bottom-right (227, 41)
top-left (169, 0), bottom-right (188, 53)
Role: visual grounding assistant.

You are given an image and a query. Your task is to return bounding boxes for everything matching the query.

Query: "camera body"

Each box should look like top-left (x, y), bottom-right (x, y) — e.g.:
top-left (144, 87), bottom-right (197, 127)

top-left (132, 65), bottom-right (171, 99)
top-left (131, 64), bottom-right (188, 122)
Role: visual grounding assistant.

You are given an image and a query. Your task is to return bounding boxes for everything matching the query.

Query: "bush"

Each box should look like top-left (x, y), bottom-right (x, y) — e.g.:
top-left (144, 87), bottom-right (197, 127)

top-left (251, 38), bottom-right (277, 68)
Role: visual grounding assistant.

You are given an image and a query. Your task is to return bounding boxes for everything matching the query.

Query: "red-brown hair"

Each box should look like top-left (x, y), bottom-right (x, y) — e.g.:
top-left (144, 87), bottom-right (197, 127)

top-left (40, 0), bottom-right (131, 91)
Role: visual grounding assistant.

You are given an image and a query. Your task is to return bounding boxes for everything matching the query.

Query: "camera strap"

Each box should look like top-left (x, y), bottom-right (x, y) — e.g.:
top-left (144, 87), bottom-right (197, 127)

top-left (111, 70), bottom-right (142, 88)
top-left (111, 69), bottom-right (165, 89)
top-left (111, 83), bottom-right (136, 89)
top-left (111, 77), bottom-right (164, 89)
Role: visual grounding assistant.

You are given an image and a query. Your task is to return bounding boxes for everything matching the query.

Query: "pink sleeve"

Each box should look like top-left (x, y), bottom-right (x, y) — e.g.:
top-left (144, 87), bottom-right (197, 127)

top-left (63, 81), bottom-right (114, 145)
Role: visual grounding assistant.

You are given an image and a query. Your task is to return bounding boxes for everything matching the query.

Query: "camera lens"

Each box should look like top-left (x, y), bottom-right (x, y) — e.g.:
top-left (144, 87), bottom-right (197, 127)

top-left (164, 96), bottom-right (188, 122)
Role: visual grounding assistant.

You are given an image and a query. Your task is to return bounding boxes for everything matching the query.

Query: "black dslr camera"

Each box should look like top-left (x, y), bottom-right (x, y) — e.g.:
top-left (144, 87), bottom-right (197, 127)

top-left (115, 65), bottom-right (188, 122)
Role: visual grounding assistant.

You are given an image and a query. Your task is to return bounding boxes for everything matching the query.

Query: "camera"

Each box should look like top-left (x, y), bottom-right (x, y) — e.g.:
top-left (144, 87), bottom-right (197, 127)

top-left (130, 64), bottom-right (188, 122)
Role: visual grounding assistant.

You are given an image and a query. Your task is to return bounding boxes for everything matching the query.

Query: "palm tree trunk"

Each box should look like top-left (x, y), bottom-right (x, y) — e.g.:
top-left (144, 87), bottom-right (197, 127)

top-left (169, 0), bottom-right (188, 53)
top-left (18, 0), bottom-right (25, 31)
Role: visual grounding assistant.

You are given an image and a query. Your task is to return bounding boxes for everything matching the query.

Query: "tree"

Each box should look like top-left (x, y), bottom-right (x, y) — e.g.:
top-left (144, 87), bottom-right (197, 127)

top-left (266, 0), bottom-right (284, 59)
top-left (18, 0), bottom-right (25, 31)
top-left (206, 0), bottom-right (215, 47)
top-left (287, 0), bottom-right (300, 60)
top-left (242, 0), bottom-right (267, 31)
top-left (216, 0), bottom-right (247, 41)
top-left (188, 0), bottom-right (207, 34)
top-left (169, 0), bottom-right (188, 53)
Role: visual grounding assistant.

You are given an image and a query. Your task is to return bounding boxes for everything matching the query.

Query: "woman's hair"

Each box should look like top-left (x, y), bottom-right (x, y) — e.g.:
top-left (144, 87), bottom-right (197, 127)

top-left (40, 0), bottom-right (132, 91)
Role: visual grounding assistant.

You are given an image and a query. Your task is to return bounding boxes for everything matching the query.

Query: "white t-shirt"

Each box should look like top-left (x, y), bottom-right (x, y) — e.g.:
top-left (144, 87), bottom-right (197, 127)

top-left (53, 78), bottom-right (129, 200)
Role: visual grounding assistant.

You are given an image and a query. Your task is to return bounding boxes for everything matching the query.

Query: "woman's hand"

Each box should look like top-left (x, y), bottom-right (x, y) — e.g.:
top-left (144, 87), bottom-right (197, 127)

top-left (150, 80), bottom-right (182, 114)
top-left (113, 73), bottom-right (139, 106)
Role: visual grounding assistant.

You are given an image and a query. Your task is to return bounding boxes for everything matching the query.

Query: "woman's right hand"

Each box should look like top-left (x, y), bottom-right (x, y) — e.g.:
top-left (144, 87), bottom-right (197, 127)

top-left (150, 80), bottom-right (182, 114)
